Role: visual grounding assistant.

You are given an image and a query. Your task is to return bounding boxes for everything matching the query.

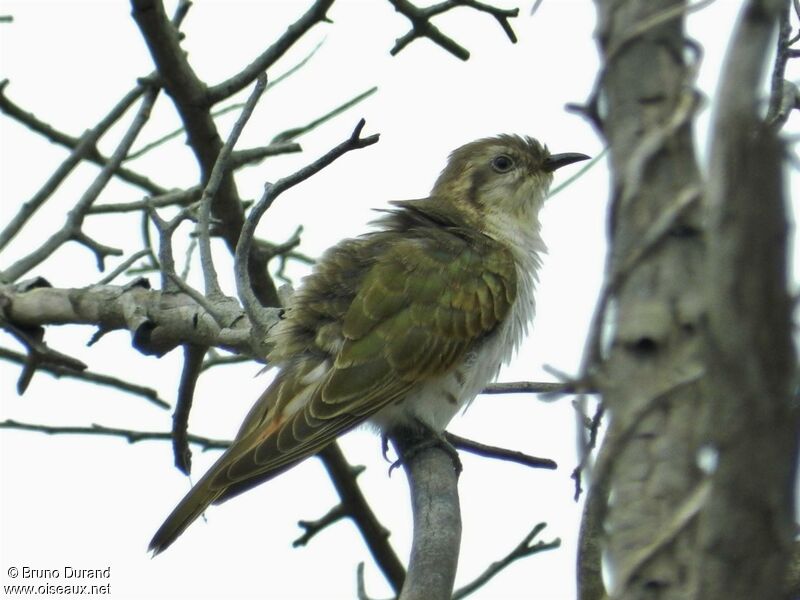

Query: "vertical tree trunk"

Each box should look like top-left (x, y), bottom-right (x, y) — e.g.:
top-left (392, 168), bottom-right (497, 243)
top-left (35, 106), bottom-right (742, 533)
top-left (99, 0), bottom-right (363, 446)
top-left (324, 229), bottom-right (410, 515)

top-left (582, 1), bottom-right (797, 598)
top-left (699, 1), bottom-right (797, 598)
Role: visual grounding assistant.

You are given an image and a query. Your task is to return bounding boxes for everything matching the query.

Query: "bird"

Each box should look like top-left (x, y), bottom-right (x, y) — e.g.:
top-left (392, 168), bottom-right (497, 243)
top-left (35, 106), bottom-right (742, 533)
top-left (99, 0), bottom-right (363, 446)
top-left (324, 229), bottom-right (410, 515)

top-left (149, 134), bottom-right (589, 554)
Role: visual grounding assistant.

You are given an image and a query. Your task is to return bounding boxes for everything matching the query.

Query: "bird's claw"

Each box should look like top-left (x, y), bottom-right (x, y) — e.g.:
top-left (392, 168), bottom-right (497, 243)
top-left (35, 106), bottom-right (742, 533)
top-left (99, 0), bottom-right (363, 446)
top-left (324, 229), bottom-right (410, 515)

top-left (385, 423), bottom-right (462, 476)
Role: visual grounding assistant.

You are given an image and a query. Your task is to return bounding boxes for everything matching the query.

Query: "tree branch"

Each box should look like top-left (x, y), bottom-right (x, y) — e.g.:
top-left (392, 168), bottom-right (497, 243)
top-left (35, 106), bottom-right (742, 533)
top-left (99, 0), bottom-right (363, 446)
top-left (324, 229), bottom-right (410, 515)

top-left (318, 444), bottom-right (406, 593)
top-left (197, 73), bottom-right (268, 300)
top-left (1, 87), bottom-right (159, 282)
top-left (0, 282), bottom-right (261, 358)
top-left (130, 0), bottom-right (282, 309)
top-left (0, 346), bottom-right (169, 409)
top-left (171, 343), bottom-right (207, 474)
top-left (391, 426), bottom-right (461, 600)
top-left (584, 1), bottom-right (709, 597)
top-left (234, 120), bottom-right (378, 342)
top-left (453, 523), bottom-right (560, 599)
top-left (445, 432), bottom-right (557, 470)
top-left (0, 419), bottom-right (229, 450)
top-left (87, 187), bottom-right (202, 215)
top-left (481, 380), bottom-right (578, 395)
top-left (699, 1), bottom-right (798, 598)
top-left (272, 86), bottom-right (378, 143)
top-left (206, 0), bottom-right (335, 104)
top-left (387, 0), bottom-right (518, 61)
top-left (0, 80), bottom-right (165, 195)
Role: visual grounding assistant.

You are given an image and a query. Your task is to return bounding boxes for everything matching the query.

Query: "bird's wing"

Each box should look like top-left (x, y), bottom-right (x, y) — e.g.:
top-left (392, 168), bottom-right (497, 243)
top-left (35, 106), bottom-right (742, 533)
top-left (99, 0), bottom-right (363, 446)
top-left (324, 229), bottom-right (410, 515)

top-left (149, 229), bottom-right (516, 554)
top-left (216, 230), bottom-right (518, 489)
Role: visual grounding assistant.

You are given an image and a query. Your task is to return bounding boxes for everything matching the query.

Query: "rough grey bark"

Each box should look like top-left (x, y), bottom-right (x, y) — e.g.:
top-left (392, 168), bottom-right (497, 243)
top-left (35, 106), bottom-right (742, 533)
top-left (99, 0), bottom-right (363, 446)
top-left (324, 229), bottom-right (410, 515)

top-left (590, 1), bottom-right (707, 596)
top-left (0, 282), bottom-right (260, 358)
top-left (392, 428), bottom-right (462, 600)
top-left (699, 1), bottom-right (798, 598)
top-left (580, 1), bottom-right (797, 599)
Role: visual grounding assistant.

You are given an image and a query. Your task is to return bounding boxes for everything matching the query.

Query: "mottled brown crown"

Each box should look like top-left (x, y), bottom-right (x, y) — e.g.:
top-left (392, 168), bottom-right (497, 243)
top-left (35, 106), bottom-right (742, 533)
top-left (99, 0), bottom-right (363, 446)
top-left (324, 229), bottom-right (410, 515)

top-left (430, 135), bottom-right (551, 197)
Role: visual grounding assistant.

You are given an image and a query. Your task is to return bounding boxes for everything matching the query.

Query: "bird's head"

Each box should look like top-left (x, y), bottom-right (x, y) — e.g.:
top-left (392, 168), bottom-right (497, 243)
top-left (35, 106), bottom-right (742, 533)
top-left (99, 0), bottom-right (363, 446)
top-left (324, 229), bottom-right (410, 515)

top-left (430, 135), bottom-right (589, 236)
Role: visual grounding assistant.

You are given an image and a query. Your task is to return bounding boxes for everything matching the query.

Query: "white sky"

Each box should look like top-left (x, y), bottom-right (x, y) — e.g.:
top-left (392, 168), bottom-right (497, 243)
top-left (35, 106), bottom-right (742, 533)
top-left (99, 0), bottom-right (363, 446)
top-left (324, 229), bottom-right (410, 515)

top-left (0, 1), bottom-right (795, 599)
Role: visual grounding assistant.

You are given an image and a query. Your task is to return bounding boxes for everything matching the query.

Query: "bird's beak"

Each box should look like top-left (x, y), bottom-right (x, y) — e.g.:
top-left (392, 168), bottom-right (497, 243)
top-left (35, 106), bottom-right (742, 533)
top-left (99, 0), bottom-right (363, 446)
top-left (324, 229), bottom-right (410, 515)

top-left (543, 152), bottom-right (591, 172)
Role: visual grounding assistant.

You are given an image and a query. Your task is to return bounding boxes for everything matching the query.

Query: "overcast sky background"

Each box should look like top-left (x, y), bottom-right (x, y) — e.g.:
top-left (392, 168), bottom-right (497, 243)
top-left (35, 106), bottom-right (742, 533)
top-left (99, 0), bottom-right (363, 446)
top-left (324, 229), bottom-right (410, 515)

top-left (1, 1), bottom-right (797, 599)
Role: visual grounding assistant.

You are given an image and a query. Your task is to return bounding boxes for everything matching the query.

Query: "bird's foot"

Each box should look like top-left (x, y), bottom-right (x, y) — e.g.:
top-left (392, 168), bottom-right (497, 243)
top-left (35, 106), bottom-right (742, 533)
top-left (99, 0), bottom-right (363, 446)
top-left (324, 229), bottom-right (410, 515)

top-left (386, 420), bottom-right (462, 476)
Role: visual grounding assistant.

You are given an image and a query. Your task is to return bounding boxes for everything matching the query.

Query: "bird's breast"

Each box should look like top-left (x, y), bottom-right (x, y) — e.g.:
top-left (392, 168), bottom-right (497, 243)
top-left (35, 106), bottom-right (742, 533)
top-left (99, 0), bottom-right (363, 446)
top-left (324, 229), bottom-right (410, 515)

top-left (370, 257), bottom-right (538, 433)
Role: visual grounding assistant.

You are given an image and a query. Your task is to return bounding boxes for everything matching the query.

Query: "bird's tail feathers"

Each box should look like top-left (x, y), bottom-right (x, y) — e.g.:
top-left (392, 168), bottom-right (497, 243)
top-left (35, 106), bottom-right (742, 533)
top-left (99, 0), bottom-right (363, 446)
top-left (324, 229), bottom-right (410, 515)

top-left (148, 471), bottom-right (224, 556)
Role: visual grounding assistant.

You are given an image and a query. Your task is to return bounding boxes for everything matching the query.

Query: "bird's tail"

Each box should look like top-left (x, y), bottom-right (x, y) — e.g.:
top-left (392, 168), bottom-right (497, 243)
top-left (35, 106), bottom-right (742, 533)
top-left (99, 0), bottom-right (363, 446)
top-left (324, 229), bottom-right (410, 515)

top-left (148, 468), bottom-right (224, 556)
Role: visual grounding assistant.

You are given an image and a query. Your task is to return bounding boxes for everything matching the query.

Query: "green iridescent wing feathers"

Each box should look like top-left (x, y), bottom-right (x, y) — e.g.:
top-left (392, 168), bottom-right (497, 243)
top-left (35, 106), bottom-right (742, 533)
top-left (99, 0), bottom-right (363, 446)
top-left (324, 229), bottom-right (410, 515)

top-left (214, 204), bottom-right (518, 495)
top-left (147, 202), bottom-right (519, 553)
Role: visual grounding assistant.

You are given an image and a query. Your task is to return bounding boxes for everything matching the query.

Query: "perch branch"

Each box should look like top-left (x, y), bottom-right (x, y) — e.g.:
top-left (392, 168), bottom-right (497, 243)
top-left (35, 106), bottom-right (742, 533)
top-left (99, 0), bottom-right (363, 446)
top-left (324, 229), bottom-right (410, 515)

top-left (391, 425), bottom-right (460, 600)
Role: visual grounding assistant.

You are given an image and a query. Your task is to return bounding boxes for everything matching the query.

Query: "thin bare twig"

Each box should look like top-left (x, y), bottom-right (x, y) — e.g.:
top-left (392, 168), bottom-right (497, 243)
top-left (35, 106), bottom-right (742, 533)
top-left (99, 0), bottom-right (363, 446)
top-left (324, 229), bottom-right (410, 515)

top-left (482, 380), bottom-right (577, 395)
top-left (147, 205), bottom-right (195, 293)
top-left (0, 80), bottom-right (165, 195)
top-left (0, 419), bottom-right (229, 450)
top-left (1, 87), bottom-right (160, 283)
top-left (127, 39), bottom-right (324, 161)
top-left (0, 126), bottom-right (100, 252)
top-left (196, 73), bottom-right (268, 300)
top-left (171, 344), bottom-right (207, 474)
top-left (453, 523), bottom-right (561, 600)
top-left (272, 87), bottom-right (379, 143)
top-left (97, 249), bottom-right (152, 285)
top-left (0, 318), bottom-right (87, 394)
top-left (445, 432), bottom-right (557, 469)
top-left (0, 346), bottom-right (168, 409)
top-left (200, 352), bottom-right (254, 371)
top-left (548, 148), bottom-right (606, 198)
top-left (87, 187), bottom-right (202, 215)
top-left (318, 444), bottom-right (406, 593)
top-left (229, 142), bottom-right (302, 167)
top-left (293, 504), bottom-right (348, 547)
top-left (234, 120), bottom-right (379, 340)
top-left (387, 0), bottom-right (518, 61)
top-left (766, 0), bottom-right (799, 128)
top-left (206, 0), bottom-right (335, 104)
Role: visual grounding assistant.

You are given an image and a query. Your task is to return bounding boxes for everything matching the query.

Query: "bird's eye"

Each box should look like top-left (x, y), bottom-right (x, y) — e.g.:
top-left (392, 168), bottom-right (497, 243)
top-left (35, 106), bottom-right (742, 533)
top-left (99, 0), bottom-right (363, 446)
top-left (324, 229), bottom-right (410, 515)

top-left (491, 154), bottom-right (515, 173)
